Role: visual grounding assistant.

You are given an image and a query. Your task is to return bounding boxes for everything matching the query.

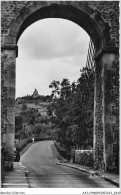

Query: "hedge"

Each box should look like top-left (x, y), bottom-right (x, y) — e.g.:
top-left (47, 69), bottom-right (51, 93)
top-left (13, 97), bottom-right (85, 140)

top-left (54, 141), bottom-right (71, 159)
top-left (27, 136), bottom-right (51, 143)
top-left (17, 138), bottom-right (29, 151)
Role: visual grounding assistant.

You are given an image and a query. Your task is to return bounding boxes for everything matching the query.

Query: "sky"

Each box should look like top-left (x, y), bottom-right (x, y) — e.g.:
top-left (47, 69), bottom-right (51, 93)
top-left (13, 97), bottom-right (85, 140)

top-left (16, 18), bottom-right (90, 98)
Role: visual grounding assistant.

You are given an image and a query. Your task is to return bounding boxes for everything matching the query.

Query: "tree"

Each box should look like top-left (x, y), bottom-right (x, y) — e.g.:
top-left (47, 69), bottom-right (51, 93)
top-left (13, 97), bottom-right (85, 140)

top-left (47, 105), bottom-right (53, 117)
top-left (34, 115), bottom-right (49, 124)
top-left (49, 66), bottom-right (94, 151)
top-left (21, 103), bottom-right (27, 111)
top-left (49, 80), bottom-right (60, 99)
top-left (33, 124), bottom-right (42, 135)
top-left (60, 78), bottom-right (71, 100)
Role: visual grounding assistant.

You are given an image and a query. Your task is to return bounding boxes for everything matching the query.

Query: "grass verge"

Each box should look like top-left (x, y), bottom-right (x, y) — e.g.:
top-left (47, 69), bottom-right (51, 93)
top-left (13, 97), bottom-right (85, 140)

top-left (20, 142), bottom-right (33, 156)
top-left (51, 142), bottom-right (68, 163)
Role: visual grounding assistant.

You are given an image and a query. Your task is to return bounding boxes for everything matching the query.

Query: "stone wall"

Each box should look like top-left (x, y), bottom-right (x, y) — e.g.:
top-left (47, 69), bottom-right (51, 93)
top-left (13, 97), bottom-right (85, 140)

top-left (75, 150), bottom-right (93, 166)
top-left (89, 1), bottom-right (119, 47)
top-left (1, 1), bottom-right (119, 171)
top-left (105, 53), bottom-right (119, 171)
top-left (1, 1), bottom-right (31, 44)
top-left (94, 55), bottom-right (104, 170)
top-left (1, 1), bottom-right (119, 47)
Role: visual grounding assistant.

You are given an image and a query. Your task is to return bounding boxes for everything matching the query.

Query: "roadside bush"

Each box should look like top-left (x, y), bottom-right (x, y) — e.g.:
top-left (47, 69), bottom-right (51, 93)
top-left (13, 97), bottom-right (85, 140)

top-left (27, 136), bottom-right (51, 143)
top-left (16, 136), bottom-right (52, 151)
top-left (33, 124), bottom-right (42, 134)
top-left (41, 123), bottom-right (50, 134)
top-left (17, 138), bottom-right (29, 151)
top-left (34, 136), bottom-right (51, 141)
top-left (27, 138), bottom-right (33, 143)
top-left (15, 133), bottom-right (20, 139)
top-left (21, 103), bottom-right (27, 111)
top-left (54, 141), bottom-right (71, 159)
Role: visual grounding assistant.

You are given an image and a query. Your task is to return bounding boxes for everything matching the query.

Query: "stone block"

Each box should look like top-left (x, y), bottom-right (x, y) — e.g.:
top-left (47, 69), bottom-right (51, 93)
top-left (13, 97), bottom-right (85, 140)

top-left (4, 114), bottom-right (15, 125)
top-left (102, 53), bottom-right (115, 66)
top-left (7, 124), bottom-right (15, 134)
top-left (9, 21), bottom-right (20, 37)
top-left (7, 106), bottom-right (15, 116)
top-left (5, 133), bottom-right (14, 161)
top-left (7, 68), bottom-right (15, 81)
top-left (4, 63), bottom-right (15, 87)
top-left (7, 87), bottom-right (15, 97)
top-left (4, 35), bottom-right (16, 46)
top-left (4, 79), bottom-right (15, 87)
top-left (3, 97), bottom-right (15, 107)
top-left (3, 49), bottom-right (16, 60)
top-left (106, 115), bottom-right (116, 124)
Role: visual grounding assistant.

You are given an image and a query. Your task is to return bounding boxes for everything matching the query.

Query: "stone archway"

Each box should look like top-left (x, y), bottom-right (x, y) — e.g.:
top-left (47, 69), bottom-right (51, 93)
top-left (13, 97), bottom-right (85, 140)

top-left (1, 1), bottom-right (119, 171)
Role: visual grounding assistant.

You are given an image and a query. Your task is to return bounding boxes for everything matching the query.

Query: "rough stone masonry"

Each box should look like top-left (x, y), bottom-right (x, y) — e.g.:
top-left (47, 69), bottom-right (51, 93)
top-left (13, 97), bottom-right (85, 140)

top-left (1, 1), bottom-right (119, 171)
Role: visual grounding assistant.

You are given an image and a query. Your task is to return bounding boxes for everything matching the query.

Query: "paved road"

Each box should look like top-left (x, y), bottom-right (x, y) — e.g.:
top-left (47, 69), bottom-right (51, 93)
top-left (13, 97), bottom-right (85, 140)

top-left (21, 141), bottom-right (117, 188)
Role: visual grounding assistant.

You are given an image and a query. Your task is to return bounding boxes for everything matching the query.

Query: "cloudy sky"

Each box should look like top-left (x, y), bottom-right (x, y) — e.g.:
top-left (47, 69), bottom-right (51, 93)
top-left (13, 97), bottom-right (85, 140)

top-left (16, 18), bottom-right (90, 98)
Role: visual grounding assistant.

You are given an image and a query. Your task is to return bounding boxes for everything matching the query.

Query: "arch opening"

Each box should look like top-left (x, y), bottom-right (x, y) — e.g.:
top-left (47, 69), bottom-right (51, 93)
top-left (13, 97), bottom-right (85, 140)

top-left (16, 18), bottom-right (90, 98)
top-left (15, 16), bottom-right (95, 160)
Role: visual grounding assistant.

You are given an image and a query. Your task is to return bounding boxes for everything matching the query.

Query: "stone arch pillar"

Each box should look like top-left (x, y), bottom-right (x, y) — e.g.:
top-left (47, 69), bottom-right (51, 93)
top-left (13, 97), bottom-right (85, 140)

top-left (1, 46), bottom-right (18, 169)
top-left (93, 47), bottom-right (119, 171)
